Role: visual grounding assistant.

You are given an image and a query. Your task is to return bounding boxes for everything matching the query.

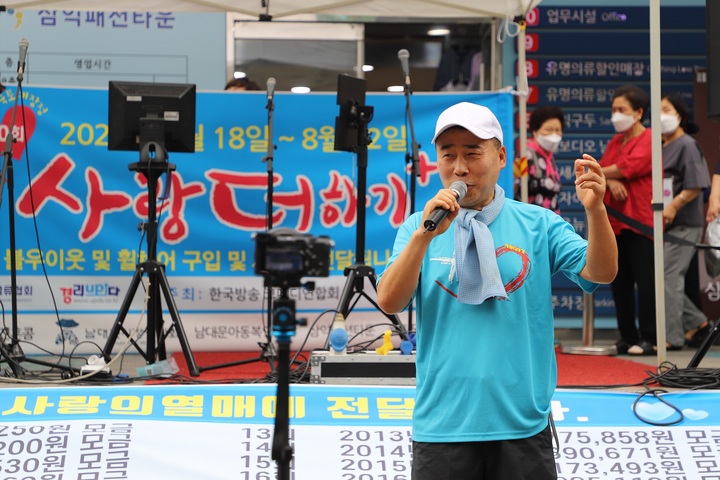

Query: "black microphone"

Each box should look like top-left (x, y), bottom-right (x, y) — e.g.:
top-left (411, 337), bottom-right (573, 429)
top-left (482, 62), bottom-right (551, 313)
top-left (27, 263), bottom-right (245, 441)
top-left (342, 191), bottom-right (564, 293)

top-left (423, 181), bottom-right (468, 233)
top-left (17, 38), bottom-right (29, 80)
top-left (398, 49), bottom-right (411, 88)
top-left (266, 77), bottom-right (276, 102)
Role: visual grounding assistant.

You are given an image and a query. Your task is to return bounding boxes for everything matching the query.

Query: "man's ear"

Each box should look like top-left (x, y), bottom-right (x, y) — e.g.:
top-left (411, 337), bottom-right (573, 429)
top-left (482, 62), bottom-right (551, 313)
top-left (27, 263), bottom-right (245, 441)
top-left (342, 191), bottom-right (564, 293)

top-left (498, 145), bottom-right (507, 168)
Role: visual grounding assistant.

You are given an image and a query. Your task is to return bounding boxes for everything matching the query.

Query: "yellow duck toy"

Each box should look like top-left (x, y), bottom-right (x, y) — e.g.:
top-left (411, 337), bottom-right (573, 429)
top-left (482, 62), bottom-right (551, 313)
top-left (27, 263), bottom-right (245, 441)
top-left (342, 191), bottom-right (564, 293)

top-left (375, 330), bottom-right (393, 355)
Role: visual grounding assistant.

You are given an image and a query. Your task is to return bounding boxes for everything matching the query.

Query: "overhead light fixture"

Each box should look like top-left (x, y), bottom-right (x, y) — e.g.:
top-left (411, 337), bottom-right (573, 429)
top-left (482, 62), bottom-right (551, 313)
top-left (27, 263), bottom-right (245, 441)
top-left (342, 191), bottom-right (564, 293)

top-left (387, 86), bottom-right (404, 93)
top-left (428, 27), bottom-right (450, 36)
top-left (291, 86), bottom-right (311, 94)
top-left (233, 71), bottom-right (247, 79)
top-left (362, 64), bottom-right (374, 72)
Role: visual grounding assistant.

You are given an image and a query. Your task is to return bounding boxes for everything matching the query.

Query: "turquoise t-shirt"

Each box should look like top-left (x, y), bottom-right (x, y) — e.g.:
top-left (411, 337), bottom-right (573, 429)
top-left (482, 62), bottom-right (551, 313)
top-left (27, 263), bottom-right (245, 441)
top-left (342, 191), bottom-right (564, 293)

top-left (378, 198), bottom-right (598, 442)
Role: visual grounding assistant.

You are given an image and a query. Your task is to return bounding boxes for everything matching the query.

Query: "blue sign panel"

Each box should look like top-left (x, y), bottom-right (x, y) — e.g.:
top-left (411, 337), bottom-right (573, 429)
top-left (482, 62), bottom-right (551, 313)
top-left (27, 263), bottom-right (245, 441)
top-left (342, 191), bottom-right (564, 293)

top-left (529, 83), bottom-right (693, 108)
top-left (557, 186), bottom-right (582, 211)
top-left (524, 57), bottom-right (704, 83)
top-left (550, 137), bottom-right (611, 161)
top-left (523, 32), bottom-right (705, 56)
top-left (552, 287), bottom-right (615, 317)
top-left (520, 4), bottom-right (706, 325)
top-left (529, 6), bottom-right (705, 30)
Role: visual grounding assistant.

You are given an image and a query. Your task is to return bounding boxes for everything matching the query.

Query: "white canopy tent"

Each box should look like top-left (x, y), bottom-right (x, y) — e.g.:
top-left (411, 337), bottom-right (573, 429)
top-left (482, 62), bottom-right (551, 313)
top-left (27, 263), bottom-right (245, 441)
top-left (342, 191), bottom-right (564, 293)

top-left (2, 0), bottom-right (540, 18)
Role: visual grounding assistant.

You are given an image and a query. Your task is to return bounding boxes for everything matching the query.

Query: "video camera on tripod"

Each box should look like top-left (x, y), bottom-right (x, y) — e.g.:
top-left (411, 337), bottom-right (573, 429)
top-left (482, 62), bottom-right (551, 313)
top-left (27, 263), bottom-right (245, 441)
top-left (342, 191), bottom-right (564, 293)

top-left (254, 227), bottom-right (333, 289)
top-left (253, 228), bottom-right (333, 480)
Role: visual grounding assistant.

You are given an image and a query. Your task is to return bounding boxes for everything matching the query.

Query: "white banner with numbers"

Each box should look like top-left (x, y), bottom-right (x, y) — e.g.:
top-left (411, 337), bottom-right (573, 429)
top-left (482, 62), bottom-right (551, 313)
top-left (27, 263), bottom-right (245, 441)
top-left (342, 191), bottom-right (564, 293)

top-left (1, 385), bottom-right (720, 479)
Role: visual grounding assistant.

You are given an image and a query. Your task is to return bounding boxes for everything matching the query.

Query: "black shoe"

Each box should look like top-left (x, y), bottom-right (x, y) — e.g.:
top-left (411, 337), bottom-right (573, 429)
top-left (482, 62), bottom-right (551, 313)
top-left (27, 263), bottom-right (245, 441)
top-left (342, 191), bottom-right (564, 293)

top-left (628, 340), bottom-right (655, 356)
top-left (614, 339), bottom-right (631, 355)
top-left (687, 321), bottom-right (716, 348)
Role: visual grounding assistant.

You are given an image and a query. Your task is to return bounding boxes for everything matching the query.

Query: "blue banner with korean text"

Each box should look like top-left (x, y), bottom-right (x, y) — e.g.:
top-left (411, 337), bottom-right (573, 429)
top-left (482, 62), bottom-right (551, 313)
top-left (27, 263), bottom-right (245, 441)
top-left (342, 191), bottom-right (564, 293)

top-left (0, 87), bottom-right (512, 278)
top-left (0, 87), bottom-right (515, 353)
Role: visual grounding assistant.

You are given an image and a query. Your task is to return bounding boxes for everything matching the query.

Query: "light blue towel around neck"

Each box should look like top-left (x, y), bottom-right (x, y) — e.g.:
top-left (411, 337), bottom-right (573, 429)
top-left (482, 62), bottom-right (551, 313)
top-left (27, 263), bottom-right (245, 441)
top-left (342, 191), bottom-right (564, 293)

top-left (453, 185), bottom-right (508, 305)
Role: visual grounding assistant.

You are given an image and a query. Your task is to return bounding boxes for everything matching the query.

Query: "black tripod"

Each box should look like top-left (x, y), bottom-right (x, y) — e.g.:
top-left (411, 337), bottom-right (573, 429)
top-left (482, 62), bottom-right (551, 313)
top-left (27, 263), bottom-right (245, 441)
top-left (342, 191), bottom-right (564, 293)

top-left (333, 75), bottom-right (408, 340)
top-left (269, 285), bottom-right (296, 480)
top-left (199, 80), bottom-right (278, 373)
top-left (687, 322), bottom-right (720, 368)
top-left (252, 227), bottom-right (330, 479)
top-left (0, 81), bottom-right (77, 377)
top-left (101, 147), bottom-right (199, 376)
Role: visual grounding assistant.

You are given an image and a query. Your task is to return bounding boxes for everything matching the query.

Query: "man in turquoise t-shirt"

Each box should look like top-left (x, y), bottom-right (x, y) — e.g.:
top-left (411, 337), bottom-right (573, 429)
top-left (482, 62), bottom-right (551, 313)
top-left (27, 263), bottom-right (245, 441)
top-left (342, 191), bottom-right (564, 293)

top-left (377, 102), bottom-right (618, 480)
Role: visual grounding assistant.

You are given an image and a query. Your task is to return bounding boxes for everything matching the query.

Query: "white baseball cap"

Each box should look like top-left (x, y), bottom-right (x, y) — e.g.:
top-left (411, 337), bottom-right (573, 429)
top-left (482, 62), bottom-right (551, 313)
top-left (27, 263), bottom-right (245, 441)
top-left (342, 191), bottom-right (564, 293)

top-left (431, 102), bottom-right (504, 145)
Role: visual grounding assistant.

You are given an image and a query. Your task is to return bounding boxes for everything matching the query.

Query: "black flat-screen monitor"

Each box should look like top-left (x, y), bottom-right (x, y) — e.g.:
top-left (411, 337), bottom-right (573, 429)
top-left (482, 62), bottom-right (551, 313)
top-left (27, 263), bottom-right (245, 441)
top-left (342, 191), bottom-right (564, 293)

top-left (334, 74), bottom-right (368, 152)
top-left (107, 81), bottom-right (196, 153)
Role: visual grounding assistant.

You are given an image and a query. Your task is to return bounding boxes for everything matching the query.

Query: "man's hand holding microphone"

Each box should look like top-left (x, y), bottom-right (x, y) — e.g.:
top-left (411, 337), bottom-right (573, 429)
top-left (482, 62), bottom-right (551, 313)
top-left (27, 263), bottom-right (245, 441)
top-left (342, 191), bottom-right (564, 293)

top-left (422, 181), bottom-right (468, 235)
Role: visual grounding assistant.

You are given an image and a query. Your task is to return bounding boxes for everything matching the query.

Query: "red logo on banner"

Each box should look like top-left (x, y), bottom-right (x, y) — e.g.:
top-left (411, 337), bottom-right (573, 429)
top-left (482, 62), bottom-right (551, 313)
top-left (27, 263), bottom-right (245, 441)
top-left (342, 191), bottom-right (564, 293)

top-left (1, 105), bottom-right (36, 160)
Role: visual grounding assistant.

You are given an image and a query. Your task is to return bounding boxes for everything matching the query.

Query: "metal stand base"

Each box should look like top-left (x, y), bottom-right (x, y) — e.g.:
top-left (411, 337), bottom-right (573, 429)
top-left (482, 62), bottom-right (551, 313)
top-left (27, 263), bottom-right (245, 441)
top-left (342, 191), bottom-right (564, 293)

top-left (560, 344), bottom-right (617, 356)
top-left (559, 292), bottom-right (617, 356)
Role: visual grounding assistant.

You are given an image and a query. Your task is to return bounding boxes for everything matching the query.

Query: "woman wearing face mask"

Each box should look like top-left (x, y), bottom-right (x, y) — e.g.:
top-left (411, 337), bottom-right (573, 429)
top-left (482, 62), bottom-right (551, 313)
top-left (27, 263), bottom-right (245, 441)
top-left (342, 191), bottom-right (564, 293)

top-left (598, 85), bottom-right (656, 356)
top-left (661, 92), bottom-right (711, 350)
top-left (515, 105), bottom-right (564, 213)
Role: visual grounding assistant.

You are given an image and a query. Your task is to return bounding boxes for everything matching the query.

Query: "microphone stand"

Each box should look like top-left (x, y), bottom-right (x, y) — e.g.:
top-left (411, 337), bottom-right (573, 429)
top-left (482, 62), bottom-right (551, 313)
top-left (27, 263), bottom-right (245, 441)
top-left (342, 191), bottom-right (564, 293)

top-left (402, 76), bottom-right (420, 333)
top-left (197, 83), bottom-right (278, 374)
top-left (0, 70), bottom-right (76, 377)
top-left (0, 81), bottom-right (23, 376)
top-left (262, 89), bottom-right (277, 369)
top-left (265, 90), bottom-right (275, 227)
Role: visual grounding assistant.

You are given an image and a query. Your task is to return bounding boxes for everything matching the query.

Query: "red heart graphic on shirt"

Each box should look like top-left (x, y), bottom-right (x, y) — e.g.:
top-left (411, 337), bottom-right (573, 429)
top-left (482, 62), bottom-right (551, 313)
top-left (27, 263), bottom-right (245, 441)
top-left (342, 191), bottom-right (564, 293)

top-left (434, 244), bottom-right (532, 298)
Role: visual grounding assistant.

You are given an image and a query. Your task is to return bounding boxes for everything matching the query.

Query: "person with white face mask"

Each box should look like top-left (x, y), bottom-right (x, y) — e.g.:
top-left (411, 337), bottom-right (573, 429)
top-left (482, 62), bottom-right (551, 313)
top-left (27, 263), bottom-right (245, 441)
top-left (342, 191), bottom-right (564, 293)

top-left (598, 85), bottom-right (657, 356)
top-left (660, 92), bottom-right (711, 350)
top-left (514, 105), bottom-right (564, 213)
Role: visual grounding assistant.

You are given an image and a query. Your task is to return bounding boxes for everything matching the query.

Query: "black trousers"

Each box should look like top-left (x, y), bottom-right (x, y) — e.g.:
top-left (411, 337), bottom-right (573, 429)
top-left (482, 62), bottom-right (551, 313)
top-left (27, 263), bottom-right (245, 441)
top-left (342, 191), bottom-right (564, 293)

top-left (611, 229), bottom-right (656, 345)
top-left (411, 424), bottom-right (556, 480)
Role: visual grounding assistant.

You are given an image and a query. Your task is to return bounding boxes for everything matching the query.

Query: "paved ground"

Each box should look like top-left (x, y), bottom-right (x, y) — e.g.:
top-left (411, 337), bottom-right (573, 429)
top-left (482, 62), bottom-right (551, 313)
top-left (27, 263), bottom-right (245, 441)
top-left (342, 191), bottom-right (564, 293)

top-left (555, 327), bottom-right (720, 369)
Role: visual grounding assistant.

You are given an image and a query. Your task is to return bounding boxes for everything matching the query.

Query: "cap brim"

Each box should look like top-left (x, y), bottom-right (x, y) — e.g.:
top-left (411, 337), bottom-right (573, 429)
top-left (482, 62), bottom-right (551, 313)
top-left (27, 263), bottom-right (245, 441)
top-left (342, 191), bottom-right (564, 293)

top-left (431, 124), bottom-right (497, 144)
